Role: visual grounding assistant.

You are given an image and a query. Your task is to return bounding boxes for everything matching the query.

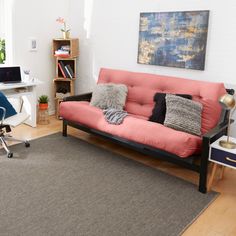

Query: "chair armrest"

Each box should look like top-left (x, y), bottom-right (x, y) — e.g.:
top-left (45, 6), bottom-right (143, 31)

top-left (0, 107), bottom-right (6, 124)
top-left (63, 92), bottom-right (93, 102)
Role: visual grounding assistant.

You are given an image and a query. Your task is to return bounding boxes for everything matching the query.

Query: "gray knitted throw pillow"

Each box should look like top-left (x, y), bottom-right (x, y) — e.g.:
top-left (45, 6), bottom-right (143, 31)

top-left (90, 83), bottom-right (128, 110)
top-left (164, 94), bottom-right (203, 136)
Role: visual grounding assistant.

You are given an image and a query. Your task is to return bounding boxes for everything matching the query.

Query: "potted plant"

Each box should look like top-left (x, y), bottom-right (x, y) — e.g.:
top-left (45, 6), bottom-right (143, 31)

top-left (38, 95), bottom-right (49, 110)
top-left (56, 17), bottom-right (70, 39)
top-left (0, 38), bottom-right (6, 64)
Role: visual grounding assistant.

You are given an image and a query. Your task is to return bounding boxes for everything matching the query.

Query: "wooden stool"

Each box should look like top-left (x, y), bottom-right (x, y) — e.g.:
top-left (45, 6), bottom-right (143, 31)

top-left (38, 108), bottom-right (50, 125)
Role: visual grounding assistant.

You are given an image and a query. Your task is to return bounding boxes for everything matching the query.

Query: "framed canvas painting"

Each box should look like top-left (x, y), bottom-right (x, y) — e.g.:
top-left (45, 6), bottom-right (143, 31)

top-left (137, 11), bottom-right (210, 70)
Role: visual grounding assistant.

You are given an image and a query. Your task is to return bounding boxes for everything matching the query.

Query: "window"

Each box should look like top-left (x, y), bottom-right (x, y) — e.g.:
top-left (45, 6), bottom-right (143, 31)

top-left (0, 39), bottom-right (6, 64)
top-left (0, 0), bottom-right (14, 64)
top-left (0, 0), bottom-right (6, 64)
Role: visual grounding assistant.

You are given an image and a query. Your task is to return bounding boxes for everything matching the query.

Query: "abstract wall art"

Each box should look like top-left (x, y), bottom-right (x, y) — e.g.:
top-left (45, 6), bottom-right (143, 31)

top-left (137, 11), bottom-right (209, 70)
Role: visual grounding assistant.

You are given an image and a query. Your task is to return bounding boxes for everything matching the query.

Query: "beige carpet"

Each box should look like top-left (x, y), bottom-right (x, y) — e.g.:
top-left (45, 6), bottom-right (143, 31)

top-left (0, 133), bottom-right (218, 236)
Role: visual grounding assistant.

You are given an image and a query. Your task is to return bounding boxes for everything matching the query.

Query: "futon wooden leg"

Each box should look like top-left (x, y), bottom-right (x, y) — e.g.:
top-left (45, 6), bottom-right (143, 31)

top-left (63, 120), bottom-right (67, 137)
top-left (199, 165), bottom-right (208, 193)
top-left (199, 137), bottom-right (209, 193)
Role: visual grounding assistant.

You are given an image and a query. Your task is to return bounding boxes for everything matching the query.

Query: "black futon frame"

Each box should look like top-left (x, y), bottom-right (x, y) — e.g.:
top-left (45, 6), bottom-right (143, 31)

top-left (62, 89), bottom-right (234, 193)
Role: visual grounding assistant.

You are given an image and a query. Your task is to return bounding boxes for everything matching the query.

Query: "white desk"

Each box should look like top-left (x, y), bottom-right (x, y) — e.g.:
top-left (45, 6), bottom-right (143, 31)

top-left (0, 80), bottom-right (42, 127)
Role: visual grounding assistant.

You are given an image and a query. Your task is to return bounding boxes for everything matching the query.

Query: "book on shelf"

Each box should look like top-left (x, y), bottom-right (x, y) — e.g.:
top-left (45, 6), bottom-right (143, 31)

top-left (59, 61), bottom-right (70, 78)
top-left (65, 65), bottom-right (74, 78)
top-left (65, 66), bottom-right (72, 79)
top-left (58, 63), bottom-right (66, 78)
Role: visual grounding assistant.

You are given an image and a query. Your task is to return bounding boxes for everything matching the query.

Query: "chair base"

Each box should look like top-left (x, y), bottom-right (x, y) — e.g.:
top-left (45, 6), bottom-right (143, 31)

top-left (0, 134), bottom-right (30, 158)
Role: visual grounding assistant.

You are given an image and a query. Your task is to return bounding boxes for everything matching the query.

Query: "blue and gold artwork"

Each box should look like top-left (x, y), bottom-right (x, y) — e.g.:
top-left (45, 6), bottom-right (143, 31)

top-left (137, 11), bottom-right (209, 70)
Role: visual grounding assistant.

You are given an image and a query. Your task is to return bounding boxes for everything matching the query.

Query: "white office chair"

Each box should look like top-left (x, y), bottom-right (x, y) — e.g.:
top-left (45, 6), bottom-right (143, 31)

top-left (0, 98), bottom-right (30, 158)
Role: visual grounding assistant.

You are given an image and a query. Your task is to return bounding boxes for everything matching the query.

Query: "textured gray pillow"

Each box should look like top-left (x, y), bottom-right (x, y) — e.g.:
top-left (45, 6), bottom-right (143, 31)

top-left (164, 94), bottom-right (203, 136)
top-left (90, 83), bottom-right (128, 110)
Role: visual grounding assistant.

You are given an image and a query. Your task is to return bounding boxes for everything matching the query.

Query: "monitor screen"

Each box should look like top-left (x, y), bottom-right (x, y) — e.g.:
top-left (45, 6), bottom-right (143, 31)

top-left (0, 66), bottom-right (22, 83)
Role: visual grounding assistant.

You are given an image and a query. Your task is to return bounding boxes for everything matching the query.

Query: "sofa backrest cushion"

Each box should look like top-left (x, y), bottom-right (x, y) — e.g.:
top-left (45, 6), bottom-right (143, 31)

top-left (97, 68), bottom-right (226, 134)
top-left (194, 96), bottom-right (223, 134)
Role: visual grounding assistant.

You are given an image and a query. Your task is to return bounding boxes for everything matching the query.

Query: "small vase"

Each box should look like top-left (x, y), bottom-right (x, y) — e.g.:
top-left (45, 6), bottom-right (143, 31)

top-left (62, 31), bottom-right (70, 39)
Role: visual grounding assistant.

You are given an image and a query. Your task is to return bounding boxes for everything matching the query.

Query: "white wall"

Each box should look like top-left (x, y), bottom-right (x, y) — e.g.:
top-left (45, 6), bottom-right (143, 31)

top-left (0, 0), bottom-right (5, 38)
top-left (69, 0), bottom-right (236, 135)
top-left (11, 0), bottom-right (69, 112)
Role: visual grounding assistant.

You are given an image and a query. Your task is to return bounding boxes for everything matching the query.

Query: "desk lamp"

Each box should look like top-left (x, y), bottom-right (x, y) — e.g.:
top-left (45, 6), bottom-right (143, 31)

top-left (219, 93), bottom-right (236, 149)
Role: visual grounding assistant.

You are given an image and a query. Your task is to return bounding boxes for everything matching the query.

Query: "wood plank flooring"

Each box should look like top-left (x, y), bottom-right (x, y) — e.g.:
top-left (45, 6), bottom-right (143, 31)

top-left (7, 116), bottom-right (236, 236)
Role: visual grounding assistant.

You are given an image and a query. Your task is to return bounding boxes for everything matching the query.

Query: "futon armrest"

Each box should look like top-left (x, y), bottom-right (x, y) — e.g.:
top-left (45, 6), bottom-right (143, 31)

top-left (63, 92), bottom-right (93, 102)
top-left (203, 120), bottom-right (233, 142)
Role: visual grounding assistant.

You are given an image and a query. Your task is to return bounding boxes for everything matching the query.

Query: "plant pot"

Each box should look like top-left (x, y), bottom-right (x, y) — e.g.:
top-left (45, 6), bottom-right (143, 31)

top-left (62, 31), bottom-right (70, 39)
top-left (39, 103), bottom-right (48, 110)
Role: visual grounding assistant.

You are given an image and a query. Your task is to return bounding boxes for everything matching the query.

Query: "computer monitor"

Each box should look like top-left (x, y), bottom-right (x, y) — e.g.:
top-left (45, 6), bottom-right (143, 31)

top-left (0, 66), bottom-right (22, 83)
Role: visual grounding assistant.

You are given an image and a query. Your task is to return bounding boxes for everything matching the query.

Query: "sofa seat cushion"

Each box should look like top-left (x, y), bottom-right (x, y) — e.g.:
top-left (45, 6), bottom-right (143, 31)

top-left (60, 101), bottom-right (202, 158)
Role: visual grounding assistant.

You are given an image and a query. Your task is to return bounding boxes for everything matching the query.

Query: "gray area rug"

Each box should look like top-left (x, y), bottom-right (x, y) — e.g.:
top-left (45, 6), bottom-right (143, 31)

top-left (0, 133), bottom-right (218, 236)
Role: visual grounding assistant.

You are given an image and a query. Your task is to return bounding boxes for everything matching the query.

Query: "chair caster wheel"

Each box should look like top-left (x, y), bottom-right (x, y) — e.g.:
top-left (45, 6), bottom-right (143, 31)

top-left (25, 142), bottom-right (30, 148)
top-left (7, 152), bottom-right (13, 158)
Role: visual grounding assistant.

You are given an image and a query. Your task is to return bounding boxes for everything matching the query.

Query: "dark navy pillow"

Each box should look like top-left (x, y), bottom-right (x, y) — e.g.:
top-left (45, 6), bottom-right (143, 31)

top-left (0, 92), bottom-right (17, 119)
top-left (149, 93), bottom-right (192, 124)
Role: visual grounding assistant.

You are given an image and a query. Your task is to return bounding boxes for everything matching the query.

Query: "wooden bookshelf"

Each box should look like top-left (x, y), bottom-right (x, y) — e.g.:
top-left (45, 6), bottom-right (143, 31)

top-left (53, 38), bottom-right (79, 58)
top-left (52, 38), bottom-right (79, 118)
top-left (56, 58), bottom-right (77, 80)
top-left (53, 78), bottom-right (76, 82)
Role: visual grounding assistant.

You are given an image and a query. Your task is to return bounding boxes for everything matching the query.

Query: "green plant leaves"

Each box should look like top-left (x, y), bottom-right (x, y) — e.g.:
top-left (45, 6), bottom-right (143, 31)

top-left (0, 38), bottom-right (6, 64)
top-left (38, 95), bottom-right (49, 103)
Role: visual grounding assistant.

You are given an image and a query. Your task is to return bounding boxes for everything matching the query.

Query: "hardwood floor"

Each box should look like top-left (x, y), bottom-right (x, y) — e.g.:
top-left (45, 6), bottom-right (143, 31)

top-left (6, 116), bottom-right (236, 236)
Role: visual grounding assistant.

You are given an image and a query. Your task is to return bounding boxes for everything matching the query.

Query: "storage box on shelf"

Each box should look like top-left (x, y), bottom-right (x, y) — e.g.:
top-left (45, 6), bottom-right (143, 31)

top-left (53, 38), bottom-right (79, 58)
top-left (52, 38), bottom-right (79, 118)
top-left (56, 58), bottom-right (76, 79)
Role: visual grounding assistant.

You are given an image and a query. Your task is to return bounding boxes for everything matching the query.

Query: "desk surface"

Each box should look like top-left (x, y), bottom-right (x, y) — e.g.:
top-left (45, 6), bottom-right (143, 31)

top-left (0, 80), bottom-right (42, 91)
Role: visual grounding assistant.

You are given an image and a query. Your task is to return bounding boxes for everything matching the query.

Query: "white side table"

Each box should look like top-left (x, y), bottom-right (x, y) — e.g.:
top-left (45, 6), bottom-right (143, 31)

top-left (208, 135), bottom-right (236, 190)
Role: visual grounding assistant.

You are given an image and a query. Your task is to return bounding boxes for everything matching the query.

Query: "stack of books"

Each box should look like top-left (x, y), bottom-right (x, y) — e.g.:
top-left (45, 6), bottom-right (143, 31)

top-left (54, 45), bottom-right (70, 57)
top-left (58, 61), bottom-right (75, 79)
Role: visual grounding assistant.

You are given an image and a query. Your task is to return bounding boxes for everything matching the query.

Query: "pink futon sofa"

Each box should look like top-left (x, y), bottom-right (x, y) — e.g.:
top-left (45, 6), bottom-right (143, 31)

top-left (60, 68), bottom-right (230, 193)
